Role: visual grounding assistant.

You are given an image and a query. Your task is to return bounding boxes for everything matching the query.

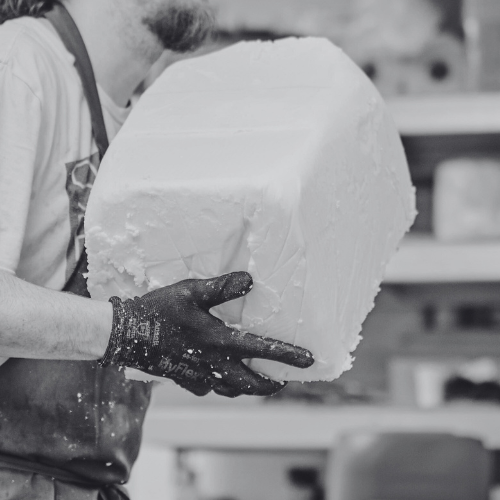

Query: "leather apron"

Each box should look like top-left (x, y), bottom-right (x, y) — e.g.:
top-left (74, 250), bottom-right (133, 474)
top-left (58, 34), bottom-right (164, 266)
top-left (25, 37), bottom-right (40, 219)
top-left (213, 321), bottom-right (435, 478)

top-left (0, 2), bottom-right (152, 493)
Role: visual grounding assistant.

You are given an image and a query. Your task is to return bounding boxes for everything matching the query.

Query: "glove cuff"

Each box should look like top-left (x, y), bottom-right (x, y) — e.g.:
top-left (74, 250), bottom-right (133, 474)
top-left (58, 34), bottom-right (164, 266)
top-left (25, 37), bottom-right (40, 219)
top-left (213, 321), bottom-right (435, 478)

top-left (98, 296), bottom-right (134, 367)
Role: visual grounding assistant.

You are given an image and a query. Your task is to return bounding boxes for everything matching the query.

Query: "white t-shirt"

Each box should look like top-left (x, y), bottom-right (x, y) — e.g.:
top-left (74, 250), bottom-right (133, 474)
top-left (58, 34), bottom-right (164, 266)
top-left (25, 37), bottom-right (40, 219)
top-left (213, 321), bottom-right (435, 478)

top-left (0, 16), bottom-right (130, 287)
top-left (0, 17), bottom-right (131, 365)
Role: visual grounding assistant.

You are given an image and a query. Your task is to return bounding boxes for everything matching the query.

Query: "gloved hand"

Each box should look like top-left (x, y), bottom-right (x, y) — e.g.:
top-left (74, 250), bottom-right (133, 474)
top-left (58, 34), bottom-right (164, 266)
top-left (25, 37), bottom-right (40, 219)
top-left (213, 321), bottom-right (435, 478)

top-left (99, 272), bottom-right (314, 397)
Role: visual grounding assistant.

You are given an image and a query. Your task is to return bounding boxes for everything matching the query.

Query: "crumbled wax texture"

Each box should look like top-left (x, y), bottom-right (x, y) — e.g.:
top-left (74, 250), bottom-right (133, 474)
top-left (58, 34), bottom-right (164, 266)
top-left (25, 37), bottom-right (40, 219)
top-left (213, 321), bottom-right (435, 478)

top-left (85, 37), bottom-right (416, 382)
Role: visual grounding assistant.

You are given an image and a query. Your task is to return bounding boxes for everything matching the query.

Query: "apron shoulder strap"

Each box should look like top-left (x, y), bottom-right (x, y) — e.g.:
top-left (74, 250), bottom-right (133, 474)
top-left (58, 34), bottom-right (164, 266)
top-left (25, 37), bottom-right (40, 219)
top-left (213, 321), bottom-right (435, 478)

top-left (45, 1), bottom-right (109, 160)
top-left (44, 1), bottom-right (110, 295)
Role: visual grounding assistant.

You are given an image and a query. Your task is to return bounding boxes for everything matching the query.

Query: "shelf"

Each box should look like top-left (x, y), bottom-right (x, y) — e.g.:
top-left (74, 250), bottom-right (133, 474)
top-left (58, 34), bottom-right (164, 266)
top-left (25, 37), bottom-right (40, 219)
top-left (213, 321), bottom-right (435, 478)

top-left (387, 93), bottom-right (500, 136)
top-left (142, 404), bottom-right (500, 450)
top-left (383, 235), bottom-right (500, 283)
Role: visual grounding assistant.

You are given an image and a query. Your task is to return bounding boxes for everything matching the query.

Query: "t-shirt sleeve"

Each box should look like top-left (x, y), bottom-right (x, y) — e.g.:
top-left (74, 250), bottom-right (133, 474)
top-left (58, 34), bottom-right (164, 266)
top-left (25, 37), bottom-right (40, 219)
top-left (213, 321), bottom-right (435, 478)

top-left (0, 62), bottom-right (42, 274)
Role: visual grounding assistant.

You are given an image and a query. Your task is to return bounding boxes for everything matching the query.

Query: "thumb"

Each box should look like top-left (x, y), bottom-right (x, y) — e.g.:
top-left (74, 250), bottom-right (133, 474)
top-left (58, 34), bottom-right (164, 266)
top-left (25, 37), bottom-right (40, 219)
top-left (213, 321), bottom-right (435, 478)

top-left (197, 272), bottom-right (253, 310)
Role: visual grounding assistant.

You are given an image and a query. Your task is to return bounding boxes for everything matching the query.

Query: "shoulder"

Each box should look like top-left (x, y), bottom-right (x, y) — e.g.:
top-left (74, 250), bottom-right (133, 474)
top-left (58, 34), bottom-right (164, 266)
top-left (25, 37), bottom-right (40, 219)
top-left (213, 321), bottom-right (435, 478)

top-left (0, 17), bottom-right (75, 102)
top-left (0, 16), bottom-right (72, 65)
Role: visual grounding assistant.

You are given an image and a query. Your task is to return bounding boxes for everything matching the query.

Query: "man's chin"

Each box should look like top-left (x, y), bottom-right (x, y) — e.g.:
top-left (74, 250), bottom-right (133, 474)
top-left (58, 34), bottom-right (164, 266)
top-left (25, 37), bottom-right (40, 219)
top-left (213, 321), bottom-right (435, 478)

top-left (143, 1), bottom-right (215, 53)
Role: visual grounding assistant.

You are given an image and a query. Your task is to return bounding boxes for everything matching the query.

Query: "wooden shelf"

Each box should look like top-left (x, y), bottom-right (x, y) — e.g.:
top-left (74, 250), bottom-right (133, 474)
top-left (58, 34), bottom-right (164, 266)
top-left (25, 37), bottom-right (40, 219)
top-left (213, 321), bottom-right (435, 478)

top-left (384, 235), bottom-right (500, 283)
top-left (387, 93), bottom-right (500, 136)
top-left (142, 404), bottom-right (500, 450)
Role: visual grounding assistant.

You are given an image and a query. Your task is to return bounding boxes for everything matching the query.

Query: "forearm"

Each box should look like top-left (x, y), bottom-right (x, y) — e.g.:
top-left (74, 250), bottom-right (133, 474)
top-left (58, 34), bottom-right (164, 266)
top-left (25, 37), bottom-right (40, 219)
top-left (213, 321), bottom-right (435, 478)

top-left (0, 270), bottom-right (112, 360)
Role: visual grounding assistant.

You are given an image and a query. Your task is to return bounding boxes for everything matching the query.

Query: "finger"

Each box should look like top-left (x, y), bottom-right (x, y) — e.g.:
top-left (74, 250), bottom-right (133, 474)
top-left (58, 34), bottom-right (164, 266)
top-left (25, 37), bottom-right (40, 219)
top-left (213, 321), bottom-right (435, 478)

top-left (204, 369), bottom-right (244, 398)
top-left (206, 321), bottom-right (314, 369)
top-left (220, 360), bottom-right (288, 397)
top-left (195, 272), bottom-right (253, 310)
top-left (176, 378), bottom-right (212, 396)
top-left (247, 336), bottom-right (314, 369)
top-left (211, 380), bottom-right (241, 398)
top-left (138, 365), bottom-right (212, 397)
top-left (174, 376), bottom-right (213, 397)
top-left (147, 356), bottom-right (214, 396)
top-left (190, 293), bottom-right (314, 370)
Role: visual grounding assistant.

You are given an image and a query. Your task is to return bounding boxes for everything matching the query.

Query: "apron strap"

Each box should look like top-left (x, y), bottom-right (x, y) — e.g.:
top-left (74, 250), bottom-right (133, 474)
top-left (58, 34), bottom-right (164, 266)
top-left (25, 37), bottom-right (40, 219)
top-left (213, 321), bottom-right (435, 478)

top-left (45, 1), bottom-right (109, 160)
top-left (44, 1), bottom-right (110, 295)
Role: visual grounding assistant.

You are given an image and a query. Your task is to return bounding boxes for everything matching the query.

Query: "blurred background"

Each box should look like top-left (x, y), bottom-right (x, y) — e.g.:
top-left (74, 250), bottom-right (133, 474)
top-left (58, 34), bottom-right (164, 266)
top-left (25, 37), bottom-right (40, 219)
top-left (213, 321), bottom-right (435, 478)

top-left (129, 1), bottom-right (500, 499)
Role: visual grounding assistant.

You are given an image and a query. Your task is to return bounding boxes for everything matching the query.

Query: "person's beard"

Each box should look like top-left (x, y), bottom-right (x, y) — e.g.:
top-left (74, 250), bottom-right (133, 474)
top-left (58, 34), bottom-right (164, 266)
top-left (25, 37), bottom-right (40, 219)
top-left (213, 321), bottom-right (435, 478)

top-left (142, 1), bottom-right (215, 53)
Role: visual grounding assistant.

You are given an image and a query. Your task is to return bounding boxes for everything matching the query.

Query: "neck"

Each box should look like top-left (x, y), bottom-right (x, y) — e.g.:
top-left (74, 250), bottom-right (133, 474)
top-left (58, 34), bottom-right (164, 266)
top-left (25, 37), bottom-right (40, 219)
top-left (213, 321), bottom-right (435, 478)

top-left (62, 0), bottom-right (163, 107)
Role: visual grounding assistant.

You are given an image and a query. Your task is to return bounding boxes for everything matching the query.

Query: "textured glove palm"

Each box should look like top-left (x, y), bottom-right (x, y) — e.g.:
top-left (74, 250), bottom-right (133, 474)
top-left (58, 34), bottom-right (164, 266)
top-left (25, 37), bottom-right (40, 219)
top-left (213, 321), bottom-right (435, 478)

top-left (99, 272), bottom-right (314, 397)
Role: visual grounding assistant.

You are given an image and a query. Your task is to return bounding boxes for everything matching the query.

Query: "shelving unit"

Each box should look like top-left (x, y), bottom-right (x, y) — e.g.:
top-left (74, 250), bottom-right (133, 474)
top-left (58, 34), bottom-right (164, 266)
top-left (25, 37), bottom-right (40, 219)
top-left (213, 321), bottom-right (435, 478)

top-left (142, 404), bottom-right (500, 450)
top-left (383, 92), bottom-right (500, 284)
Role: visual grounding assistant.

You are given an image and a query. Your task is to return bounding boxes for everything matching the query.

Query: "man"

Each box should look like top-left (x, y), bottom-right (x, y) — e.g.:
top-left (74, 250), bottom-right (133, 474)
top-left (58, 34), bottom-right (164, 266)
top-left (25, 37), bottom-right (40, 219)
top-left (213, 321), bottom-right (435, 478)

top-left (0, 0), bottom-right (314, 498)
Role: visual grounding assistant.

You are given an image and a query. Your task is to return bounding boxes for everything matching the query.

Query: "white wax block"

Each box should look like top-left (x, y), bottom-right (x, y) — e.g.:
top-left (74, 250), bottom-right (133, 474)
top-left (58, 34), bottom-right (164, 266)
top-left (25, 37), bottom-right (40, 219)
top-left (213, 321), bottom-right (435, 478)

top-left (85, 37), bottom-right (416, 382)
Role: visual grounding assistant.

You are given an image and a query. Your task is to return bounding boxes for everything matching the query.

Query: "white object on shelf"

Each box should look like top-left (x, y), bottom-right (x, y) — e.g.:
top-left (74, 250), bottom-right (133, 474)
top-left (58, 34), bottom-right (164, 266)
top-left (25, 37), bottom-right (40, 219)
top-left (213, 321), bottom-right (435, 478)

top-left (387, 92), bottom-right (500, 135)
top-left (384, 235), bottom-right (500, 283)
top-left (433, 158), bottom-right (500, 241)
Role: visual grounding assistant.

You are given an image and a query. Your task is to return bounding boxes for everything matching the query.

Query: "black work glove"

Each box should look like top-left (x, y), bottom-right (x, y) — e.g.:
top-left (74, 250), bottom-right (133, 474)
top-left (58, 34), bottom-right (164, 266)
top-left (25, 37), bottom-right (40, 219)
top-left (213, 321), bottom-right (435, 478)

top-left (99, 272), bottom-right (314, 398)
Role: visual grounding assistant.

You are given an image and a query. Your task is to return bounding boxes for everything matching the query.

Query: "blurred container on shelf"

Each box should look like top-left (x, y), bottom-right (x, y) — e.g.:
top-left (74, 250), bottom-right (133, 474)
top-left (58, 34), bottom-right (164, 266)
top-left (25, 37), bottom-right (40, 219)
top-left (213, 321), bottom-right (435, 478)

top-left (464, 0), bottom-right (500, 91)
top-left (433, 157), bottom-right (500, 241)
